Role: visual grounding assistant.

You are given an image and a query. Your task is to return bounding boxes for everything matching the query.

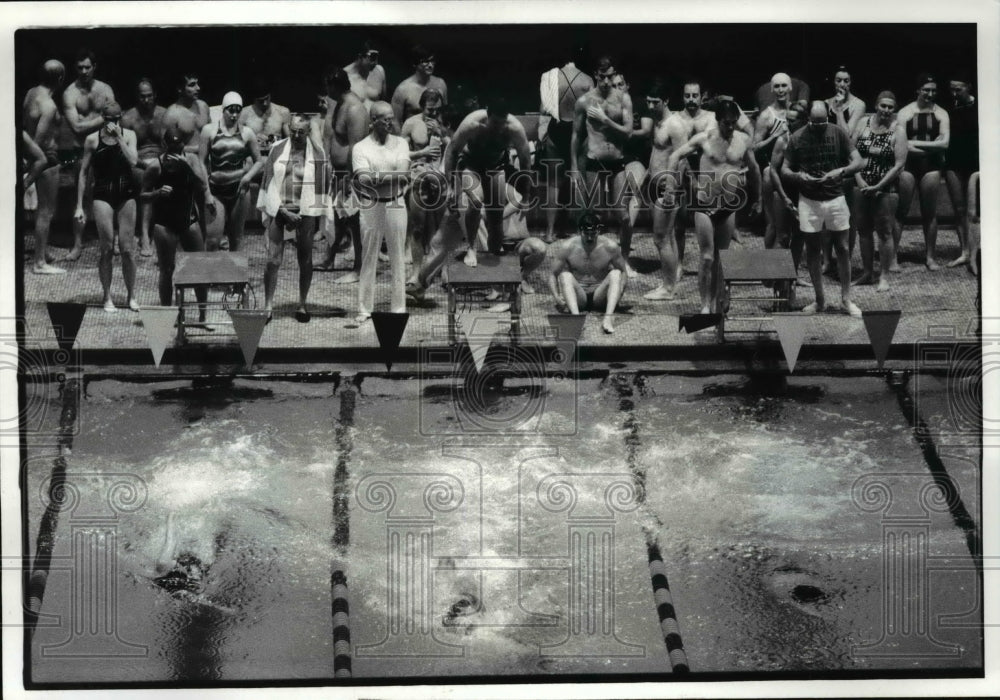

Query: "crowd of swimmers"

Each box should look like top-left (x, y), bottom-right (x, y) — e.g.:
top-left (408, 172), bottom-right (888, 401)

top-left (21, 46), bottom-right (979, 332)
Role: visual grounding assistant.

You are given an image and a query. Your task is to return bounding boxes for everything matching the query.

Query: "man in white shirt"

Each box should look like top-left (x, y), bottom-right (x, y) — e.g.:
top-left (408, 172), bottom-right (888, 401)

top-left (351, 101), bottom-right (411, 325)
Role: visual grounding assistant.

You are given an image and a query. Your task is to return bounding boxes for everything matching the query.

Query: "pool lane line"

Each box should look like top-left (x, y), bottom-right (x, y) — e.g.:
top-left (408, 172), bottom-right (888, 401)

top-left (331, 384), bottom-right (356, 677)
top-left (648, 544), bottom-right (690, 673)
top-left (611, 373), bottom-right (690, 674)
top-left (888, 373), bottom-right (981, 567)
top-left (332, 568), bottom-right (352, 678)
top-left (25, 377), bottom-right (80, 638)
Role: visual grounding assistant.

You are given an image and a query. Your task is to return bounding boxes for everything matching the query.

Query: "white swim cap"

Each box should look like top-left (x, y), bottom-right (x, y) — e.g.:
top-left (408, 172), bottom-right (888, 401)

top-left (222, 91), bottom-right (243, 109)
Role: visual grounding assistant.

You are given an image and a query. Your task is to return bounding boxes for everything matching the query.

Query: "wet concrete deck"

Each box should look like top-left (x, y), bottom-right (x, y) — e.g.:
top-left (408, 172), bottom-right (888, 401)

top-left (21, 220), bottom-right (980, 368)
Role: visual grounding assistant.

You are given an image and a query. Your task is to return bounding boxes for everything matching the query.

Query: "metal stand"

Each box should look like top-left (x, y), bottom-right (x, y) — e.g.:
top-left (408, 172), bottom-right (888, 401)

top-left (173, 252), bottom-right (252, 344)
top-left (717, 249), bottom-right (797, 342)
top-left (444, 253), bottom-right (522, 346)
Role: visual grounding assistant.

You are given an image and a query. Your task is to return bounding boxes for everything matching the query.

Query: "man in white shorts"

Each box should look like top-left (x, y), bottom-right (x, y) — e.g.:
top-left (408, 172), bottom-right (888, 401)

top-left (781, 101), bottom-right (863, 316)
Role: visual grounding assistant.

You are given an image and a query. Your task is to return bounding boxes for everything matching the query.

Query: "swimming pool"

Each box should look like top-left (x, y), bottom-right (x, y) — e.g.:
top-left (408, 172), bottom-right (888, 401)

top-left (24, 369), bottom-right (982, 683)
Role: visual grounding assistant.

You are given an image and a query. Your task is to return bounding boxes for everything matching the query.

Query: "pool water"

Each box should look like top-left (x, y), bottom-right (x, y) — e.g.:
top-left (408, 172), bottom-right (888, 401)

top-left (25, 373), bottom-right (982, 682)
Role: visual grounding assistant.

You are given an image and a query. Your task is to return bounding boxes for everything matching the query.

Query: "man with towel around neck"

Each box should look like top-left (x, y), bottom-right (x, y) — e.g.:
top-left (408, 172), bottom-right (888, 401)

top-left (258, 113), bottom-right (333, 323)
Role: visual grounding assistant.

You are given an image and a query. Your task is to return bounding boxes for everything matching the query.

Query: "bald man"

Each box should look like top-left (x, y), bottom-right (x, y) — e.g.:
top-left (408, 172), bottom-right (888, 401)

top-left (351, 101), bottom-right (411, 325)
top-left (781, 101), bottom-right (863, 316)
top-left (122, 78), bottom-right (166, 256)
top-left (22, 59), bottom-right (67, 273)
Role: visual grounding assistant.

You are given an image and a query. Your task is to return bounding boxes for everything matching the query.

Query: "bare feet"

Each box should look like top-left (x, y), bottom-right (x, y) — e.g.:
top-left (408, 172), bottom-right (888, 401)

top-left (888, 261), bottom-right (902, 273)
top-left (32, 262), bottom-right (66, 275)
top-left (946, 255), bottom-right (969, 268)
top-left (876, 278), bottom-right (890, 293)
top-left (675, 267), bottom-right (684, 284)
top-left (334, 271), bottom-right (359, 284)
top-left (699, 305), bottom-right (711, 315)
top-left (103, 299), bottom-right (117, 313)
top-left (602, 316), bottom-right (615, 334)
top-left (139, 239), bottom-right (154, 257)
top-left (520, 281), bottom-right (535, 295)
top-left (925, 258), bottom-right (941, 271)
top-left (852, 273), bottom-right (874, 287)
top-left (802, 301), bottom-right (822, 314)
top-left (63, 247), bottom-right (83, 263)
top-left (405, 281), bottom-right (425, 301)
top-left (796, 276), bottom-right (813, 288)
top-left (625, 263), bottom-right (638, 279)
top-left (842, 299), bottom-right (862, 317)
top-left (463, 248), bottom-right (478, 267)
top-left (643, 284), bottom-right (676, 301)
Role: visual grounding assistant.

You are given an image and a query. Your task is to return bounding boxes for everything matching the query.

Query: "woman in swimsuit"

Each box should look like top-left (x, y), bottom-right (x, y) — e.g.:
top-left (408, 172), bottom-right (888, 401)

top-left (896, 73), bottom-right (951, 269)
top-left (825, 66), bottom-right (866, 139)
top-left (198, 92), bottom-right (262, 252)
top-left (852, 91), bottom-right (908, 292)
top-left (141, 126), bottom-right (214, 323)
top-left (74, 102), bottom-right (140, 312)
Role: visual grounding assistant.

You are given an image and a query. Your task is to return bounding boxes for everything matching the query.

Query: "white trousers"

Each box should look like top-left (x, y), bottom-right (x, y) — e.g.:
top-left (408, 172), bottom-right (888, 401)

top-left (358, 198), bottom-right (408, 314)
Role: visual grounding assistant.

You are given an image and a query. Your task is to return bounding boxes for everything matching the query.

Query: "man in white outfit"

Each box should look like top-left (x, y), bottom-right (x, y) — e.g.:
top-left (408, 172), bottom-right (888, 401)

top-left (352, 101), bottom-right (411, 325)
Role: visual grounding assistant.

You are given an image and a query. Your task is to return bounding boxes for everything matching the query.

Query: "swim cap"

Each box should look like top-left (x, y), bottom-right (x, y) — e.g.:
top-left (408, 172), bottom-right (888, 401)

top-left (876, 90), bottom-right (897, 105)
top-left (222, 91), bottom-right (243, 110)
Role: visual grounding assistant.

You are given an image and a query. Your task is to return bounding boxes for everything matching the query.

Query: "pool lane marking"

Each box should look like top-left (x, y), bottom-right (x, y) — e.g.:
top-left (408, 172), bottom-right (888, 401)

top-left (25, 377), bottom-right (80, 637)
top-left (889, 374), bottom-right (981, 565)
top-left (612, 373), bottom-right (690, 673)
top-left (332, 384), bottom-right (356, 677)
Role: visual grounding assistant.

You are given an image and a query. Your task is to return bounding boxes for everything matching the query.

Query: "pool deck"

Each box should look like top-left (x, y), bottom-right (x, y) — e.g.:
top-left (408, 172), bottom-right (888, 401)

top-left (21, 220), bottom-right (980, 370)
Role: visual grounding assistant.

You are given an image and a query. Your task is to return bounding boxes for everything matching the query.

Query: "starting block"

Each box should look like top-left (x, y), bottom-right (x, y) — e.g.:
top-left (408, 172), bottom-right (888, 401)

top-left (717, 249), bottom-right (797, 342)
top-left (445, 253), bottom-right (522, 346)
top-left (173, 252), bottom-right (252, 344)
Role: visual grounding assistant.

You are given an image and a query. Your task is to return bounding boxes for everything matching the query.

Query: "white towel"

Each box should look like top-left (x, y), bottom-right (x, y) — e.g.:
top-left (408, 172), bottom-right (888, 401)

top-left (539, 67), bottom-right (560, 118)
top-left (257, 136), bottom-right (333, 227)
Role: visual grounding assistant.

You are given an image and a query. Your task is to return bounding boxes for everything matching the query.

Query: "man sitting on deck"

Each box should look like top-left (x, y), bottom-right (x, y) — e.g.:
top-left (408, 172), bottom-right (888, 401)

top-left (548, 211), bottom-right (628, 335)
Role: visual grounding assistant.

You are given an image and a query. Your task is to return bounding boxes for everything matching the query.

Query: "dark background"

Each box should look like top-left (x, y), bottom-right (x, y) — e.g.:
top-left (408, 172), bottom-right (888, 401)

top-left (16, 23), bottom-right (978, 118)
